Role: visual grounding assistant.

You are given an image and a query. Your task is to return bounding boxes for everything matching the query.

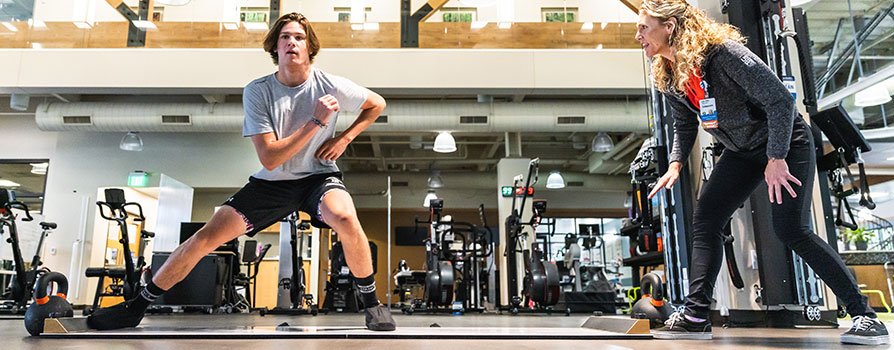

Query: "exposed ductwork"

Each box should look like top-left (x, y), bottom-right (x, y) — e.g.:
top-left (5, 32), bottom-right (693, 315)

top-left (342, 171), bottom-right (632, 192)
top-left (35, 101), bottom-right (649, 133)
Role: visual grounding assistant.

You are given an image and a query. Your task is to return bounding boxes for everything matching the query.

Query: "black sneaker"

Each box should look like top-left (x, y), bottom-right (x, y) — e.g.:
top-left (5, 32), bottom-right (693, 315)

top-left (841, 315), bottom-right (889, 345)
top-left (86, 299), bottom-right (146, 330)
top-left (651, 310), bottom-right (712, 340)
top-left (364, 304), bottom-right (397, 331)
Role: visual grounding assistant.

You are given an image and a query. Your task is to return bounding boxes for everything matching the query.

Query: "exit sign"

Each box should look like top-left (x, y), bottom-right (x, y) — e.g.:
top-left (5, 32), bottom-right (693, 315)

top-left (127, 171), bottom-right (150, 187)
top-left (501, 186), bottom-right (534, 197)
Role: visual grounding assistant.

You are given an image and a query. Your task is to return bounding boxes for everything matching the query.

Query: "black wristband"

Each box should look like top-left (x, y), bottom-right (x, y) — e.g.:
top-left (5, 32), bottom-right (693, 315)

top-left (311, 118), bottom-right (327, 128)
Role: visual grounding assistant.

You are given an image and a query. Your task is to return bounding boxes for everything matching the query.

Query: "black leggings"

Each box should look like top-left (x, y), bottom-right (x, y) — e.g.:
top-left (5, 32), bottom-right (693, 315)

top-left (682, 120), bottom-right (874, 319)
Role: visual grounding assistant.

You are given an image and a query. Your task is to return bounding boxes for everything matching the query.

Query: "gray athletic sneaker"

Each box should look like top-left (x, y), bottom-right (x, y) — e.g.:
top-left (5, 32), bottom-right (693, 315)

top-left (841, 315), bottom-right (889, 345)
top-left (364, 304), bottom-right (397, 331)
top-left (651, 310), bottom-right (712, 340)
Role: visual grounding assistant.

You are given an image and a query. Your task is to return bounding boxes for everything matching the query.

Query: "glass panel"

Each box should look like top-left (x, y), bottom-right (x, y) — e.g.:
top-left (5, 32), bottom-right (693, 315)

top-left (534, 217), bottom-right (633, 293)
top-left (806, 0), bottom-right (894, 129)
top-left (0, 0), bottom-right (34, 21)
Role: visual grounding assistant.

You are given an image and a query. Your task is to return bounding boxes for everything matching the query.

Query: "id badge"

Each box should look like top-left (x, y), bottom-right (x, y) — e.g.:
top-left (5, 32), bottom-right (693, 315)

top-left (699, 98), bottom-right (718, 129)
top-left (782, 76), bottom-right (797, 101)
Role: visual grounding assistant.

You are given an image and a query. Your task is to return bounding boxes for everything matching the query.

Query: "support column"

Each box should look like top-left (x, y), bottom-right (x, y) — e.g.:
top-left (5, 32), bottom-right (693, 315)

top-left (268, 0), bottom-right (281, 26)
top-left (504, 132), bottom-right (522, 158)
top-left (400, 0), bottom-right (450, 48)
top-left (105, 0), bottom-right (149, 47)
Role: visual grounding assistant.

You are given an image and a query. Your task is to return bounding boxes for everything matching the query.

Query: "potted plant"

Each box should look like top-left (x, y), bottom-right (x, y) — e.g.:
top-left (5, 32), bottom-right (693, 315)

top-left (845, 227), bottom-right (876, 251)
top-left (839, 230), bottom-right (852, 251)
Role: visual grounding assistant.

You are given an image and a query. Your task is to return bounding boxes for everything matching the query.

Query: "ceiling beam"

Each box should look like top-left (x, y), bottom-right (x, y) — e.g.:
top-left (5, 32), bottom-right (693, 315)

top-left (50, 94), bottom-right (80, 103)
top-left (418, 0), bottom-right (451, 22)
top-left (478, 135), bottom-right (503, 171)
top-left (619, 0), bottom-right (642, 14)
top-left (586, 157), bottom-right (626, 174)
top-left (610, 137), bottom-right (645, 161)
top-left (202, 94), bottom-right (227, 104)
top-left (586, 133), bottom-right (642, 174)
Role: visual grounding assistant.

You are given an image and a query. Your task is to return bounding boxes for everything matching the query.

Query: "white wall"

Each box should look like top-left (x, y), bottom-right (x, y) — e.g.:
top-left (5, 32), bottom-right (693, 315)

top-left (0, 115), bottom-right (57, 160)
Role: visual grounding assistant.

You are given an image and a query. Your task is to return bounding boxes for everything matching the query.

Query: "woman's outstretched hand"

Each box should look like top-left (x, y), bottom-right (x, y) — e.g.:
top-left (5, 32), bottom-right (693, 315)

top-left (765, 158), bottom-right (802, 204)
top-left (649, 161), bottom-right (682, 199)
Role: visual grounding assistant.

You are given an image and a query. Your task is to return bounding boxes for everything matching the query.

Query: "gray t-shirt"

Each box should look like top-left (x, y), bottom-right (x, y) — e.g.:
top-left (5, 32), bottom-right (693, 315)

top-left (243, 67), bottom-right (368, 180)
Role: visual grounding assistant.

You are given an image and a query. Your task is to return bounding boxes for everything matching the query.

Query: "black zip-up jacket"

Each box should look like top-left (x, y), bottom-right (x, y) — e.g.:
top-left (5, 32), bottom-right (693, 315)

top-left (667, 40), bottom-right (796, 164)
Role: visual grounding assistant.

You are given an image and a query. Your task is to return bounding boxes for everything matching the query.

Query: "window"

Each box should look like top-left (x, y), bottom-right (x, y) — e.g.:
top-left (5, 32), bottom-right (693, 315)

top-left (535, 217), bottom-right (628, 267)
top-left (441, 7), bottom-right (476, 23)
top-left (541, 7), bottom-right (578, 23)
top-left (334, 7), bottom-right (372, 23)
top-left (240, 7), bottom-right (269, 23)
top-left (0, 160), bottom-right (49, 213)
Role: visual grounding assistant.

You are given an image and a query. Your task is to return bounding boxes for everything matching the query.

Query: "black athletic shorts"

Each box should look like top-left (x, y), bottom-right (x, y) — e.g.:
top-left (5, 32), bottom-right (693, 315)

top-left (222, 172), bottom-right (347, 236)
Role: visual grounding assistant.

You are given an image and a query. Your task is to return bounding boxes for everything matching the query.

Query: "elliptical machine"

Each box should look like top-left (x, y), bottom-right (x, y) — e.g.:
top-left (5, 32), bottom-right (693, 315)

top-left (84, 188), bottom-right (154, 315)
top-left (263, 213), bottom-right (318, 316)
top-left (0, 189), bottom-right (57, 315)
top-left (412, 199), bottom-right (494, 314)
top-left (503, 158), bottom-right (561, 315)
top-left (420, 198), bottom-right (455, 311)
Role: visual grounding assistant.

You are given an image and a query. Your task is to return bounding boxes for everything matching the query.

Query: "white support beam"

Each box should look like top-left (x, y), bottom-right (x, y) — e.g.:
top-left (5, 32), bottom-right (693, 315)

top-left (202, 94), bottom-right (227, 104)
top-left (818, 63), bottom-right (894, 110)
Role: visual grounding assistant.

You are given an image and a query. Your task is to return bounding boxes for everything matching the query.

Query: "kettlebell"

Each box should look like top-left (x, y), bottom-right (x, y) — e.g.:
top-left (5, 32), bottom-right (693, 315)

top-left (631, 272), bottom-right (673, 328)
top-left (24, 272), bottom-right (73, 336)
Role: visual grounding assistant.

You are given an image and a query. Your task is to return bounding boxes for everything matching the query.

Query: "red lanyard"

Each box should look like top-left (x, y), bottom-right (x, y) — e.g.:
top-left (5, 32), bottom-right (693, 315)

top-left (685, 69), bottom-right (705, 109)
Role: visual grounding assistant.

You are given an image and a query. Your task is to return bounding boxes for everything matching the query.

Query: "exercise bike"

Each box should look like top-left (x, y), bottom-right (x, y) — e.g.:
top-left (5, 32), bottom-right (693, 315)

top-left (0, 189), bottom-right (57, 315)
top-left (263, 213), bottom-right (318, 316)
top-left (83, 188), bottom-right (154, 315)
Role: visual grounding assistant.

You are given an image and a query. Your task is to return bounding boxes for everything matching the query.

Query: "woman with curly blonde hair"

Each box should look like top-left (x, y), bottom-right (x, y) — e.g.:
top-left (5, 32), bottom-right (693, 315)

top-left (638, 0), bottom-right (887, 345)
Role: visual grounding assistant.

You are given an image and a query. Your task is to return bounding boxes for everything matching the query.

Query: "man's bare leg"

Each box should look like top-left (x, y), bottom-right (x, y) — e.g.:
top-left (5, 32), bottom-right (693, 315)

top-left (152, 206), bottom-right (248, 289)
top-left (319, 190), bottom-right (373, 278)
top-left (87, 205), bottom-right (248, 330)
top-left (319, 189), bottom-right (395, 331)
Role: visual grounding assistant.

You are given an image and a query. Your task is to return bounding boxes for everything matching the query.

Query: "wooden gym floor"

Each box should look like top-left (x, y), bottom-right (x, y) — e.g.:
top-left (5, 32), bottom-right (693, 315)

top-left (0, 312), bottom-right (889, 349)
